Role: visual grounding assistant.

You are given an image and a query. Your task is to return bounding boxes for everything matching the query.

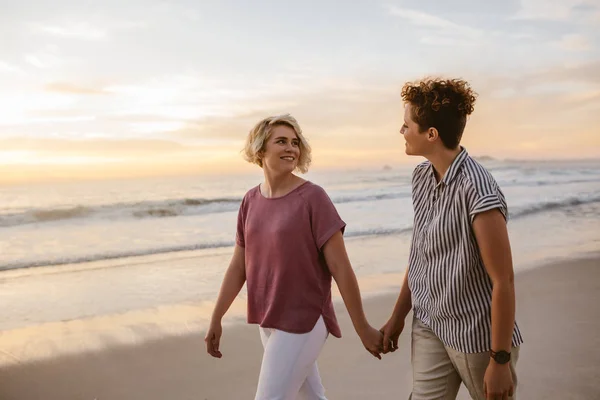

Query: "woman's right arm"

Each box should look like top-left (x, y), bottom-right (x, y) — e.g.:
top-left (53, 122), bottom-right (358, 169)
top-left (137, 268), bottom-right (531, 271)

top-left (381, 268), bottom-right (412, 353)
top-left (204, 244), bottom-right (246, 358)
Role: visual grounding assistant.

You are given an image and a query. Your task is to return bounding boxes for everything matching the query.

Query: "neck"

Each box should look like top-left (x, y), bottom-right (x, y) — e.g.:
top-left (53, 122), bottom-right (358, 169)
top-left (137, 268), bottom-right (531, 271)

top-left (426, 146), bottom-right (462, 182)
top-left (261, 170), bottom-right (301, 198)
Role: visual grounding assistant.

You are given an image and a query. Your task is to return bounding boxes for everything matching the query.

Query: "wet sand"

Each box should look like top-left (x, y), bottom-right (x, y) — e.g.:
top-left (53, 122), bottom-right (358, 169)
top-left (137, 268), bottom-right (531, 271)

top-left (1, 256), bottom-right (599, 399)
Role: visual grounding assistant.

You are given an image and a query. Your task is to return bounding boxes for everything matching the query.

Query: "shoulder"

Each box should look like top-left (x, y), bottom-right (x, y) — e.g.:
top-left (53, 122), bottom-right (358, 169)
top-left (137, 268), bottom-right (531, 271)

top-left (459, 157), bottom-right (500, 196)
top-left (414, 160), bottom-right (430, 173)
top-left (412, 161), bottom-right (431, 184)
top-left (244, 185), bottom-right (260, 199)
top-left (240, 185), bottom-right (260, 206)
top-left (297, 181), bottom-right (329, 199)
top-left (297, 181), bottom-right (335, 206)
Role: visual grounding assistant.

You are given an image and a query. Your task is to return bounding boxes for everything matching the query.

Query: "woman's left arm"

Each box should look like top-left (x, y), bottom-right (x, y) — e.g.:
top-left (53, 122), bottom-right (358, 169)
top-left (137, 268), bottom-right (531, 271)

top-left (472, 208), bottom-right (515, 352)
top-left (472, 208), bottom-right (516, 398)
top-left (323, 231), bottom-right (383, 359)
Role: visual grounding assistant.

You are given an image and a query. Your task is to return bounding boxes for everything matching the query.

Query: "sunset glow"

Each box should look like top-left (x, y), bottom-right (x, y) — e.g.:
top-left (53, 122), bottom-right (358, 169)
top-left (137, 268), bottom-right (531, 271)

top-left (1, 0), bottom-right (598, 183)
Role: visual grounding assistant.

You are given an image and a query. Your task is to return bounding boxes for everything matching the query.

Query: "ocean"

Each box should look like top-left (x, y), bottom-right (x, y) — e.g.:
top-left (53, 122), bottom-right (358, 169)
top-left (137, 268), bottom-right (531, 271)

top-left (1, 157), bottom-right (599, 360)
top-left (3, 158), bottom-right (600, 270)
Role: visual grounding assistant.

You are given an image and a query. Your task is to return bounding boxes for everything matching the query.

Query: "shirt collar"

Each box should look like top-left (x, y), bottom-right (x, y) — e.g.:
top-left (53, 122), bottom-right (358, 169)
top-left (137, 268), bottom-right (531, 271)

top-left (427, 146), bottom-right (469, 187)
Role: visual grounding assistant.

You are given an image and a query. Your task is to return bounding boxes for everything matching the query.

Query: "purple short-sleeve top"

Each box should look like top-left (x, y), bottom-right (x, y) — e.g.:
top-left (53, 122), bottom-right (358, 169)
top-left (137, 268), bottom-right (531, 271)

top-left (236, 181), bottom-right (345, 338)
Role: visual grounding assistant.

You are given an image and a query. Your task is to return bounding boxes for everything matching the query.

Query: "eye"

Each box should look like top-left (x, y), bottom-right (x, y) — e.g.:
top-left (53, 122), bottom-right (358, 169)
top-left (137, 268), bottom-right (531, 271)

top-left (292, 140), bottom-right (299, 147)
top-left (276, 139), bottom-right (286, 144)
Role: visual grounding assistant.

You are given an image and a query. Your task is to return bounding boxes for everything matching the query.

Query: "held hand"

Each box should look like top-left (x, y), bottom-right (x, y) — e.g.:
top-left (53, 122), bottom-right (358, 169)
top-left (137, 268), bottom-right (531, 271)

top-left (204, 320), bottom-right (223, 358)
top-left (359, 325), bottom-right (384, 360)
top-left (379, 315), bottom-right (404, 354)
top-left (484, 361), bottom-right (514, 399)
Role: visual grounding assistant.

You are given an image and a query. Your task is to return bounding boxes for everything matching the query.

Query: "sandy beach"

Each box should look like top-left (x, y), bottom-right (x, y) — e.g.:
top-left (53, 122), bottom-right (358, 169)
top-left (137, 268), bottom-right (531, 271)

top-left (0, 255), bottom-right (599, 399)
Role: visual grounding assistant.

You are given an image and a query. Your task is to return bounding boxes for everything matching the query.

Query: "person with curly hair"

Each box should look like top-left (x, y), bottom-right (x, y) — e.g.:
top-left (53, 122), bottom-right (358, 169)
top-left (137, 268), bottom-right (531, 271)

top-left (204, 114), bottom-right (384, 400)
top-left (380, 78), bottom-right (523, 400)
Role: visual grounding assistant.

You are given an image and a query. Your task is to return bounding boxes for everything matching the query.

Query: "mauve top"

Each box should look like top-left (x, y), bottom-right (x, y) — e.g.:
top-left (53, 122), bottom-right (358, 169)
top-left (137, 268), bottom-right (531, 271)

top-left (236, 181), bottom-right (345, 338)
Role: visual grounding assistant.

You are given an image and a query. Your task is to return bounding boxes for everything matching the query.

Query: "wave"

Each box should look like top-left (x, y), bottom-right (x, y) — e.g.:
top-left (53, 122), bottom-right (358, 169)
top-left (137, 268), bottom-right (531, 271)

top-left (0, 226), bottom-right (415, 271)
top-left (2, 194), bottom-right (599, 271)
top-left (511, 194), bottom-right (600, 219)
top-left (345, 226), bottom-right (413, 238)
top-left (498, 176), bottom-right (600, 188)
top-left (334, 192), bottom-right (410, 203)
top-left (0, 197), bottom-right (242, 228)
top-left (0, 240), bottom-right (236, 272)
top-left (31, 206), bottom-right (93, 222)
top-left (0, 192), bottom-right (412, 228)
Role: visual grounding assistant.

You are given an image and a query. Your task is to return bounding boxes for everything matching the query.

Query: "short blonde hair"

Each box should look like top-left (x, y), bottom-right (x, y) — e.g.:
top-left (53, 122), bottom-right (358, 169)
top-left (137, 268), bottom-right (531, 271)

top-left (242, 114), bottom-right (312, 173)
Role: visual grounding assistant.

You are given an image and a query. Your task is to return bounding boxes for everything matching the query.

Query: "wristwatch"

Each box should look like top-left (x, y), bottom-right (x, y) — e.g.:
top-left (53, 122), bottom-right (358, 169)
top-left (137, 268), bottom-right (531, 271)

top-left (490, 350), bottom-right (511, 364)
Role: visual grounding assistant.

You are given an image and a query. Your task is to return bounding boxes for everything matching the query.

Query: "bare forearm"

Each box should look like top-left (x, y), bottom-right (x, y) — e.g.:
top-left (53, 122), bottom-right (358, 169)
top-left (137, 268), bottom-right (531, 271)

top-left (472, 210), bottom-right (517, 353)
top-left (391, 268), bottom-right (412, 320)
top-left (491, 280), bottom-right (515, 351)
top-left (332, 267), bottom-right (369, 335)
top-left (211, 256), bottom-right (246, 322)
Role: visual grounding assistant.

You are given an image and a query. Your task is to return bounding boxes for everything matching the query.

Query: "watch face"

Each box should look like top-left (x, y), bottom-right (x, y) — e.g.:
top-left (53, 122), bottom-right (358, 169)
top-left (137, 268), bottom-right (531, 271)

top-left (494, 351), bottom-right (511, 364)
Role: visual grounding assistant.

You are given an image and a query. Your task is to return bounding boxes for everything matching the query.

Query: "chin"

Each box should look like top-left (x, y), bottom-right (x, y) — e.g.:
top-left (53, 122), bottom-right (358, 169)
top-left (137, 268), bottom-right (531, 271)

top-left (404, 146), bottom-right (420, 157)
top-left (279, 165), bottom-right (297, 174)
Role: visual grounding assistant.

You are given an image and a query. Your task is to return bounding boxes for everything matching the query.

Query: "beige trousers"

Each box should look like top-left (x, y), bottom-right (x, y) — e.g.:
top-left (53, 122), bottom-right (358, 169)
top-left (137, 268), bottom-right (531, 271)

top-left (410, 317), bottom-right (519, 400)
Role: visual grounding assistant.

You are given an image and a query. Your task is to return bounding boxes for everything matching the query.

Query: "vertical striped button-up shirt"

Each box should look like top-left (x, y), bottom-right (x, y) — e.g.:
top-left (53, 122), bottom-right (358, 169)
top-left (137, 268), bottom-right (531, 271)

top-left (408, 147), bottom-right (524, 354)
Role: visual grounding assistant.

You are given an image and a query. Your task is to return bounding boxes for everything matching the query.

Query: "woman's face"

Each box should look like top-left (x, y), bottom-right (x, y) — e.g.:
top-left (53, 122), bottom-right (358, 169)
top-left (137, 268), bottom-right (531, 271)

top-left (400, 104), bottom-right (430, 157)
top-left (261, 124), bottom-right (301, 174)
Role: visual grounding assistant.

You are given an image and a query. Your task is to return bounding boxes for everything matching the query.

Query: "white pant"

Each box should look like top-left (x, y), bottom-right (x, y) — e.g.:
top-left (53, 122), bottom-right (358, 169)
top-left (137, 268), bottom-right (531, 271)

top-left (254, 316), bottom-right (329, 400)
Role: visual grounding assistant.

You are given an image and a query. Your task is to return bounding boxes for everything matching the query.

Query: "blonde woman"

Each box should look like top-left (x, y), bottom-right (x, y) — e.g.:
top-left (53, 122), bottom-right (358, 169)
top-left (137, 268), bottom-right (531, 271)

top-left (204, 114), bottom-right (383, 400)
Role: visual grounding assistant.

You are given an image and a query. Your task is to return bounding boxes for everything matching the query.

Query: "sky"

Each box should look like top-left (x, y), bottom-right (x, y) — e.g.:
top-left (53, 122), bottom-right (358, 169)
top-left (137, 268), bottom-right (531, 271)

top-left (1, 0), bottom-right (599, 182)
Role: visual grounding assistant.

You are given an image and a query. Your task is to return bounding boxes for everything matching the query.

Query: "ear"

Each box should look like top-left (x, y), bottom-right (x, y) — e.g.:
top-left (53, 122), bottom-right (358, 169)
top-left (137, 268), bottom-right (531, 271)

top-left (427, 127), bottom-right (439, 142)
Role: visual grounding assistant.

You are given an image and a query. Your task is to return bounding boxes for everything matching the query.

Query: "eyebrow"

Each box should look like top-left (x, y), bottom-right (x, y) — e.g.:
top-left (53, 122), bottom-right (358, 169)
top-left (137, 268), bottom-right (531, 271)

top-left (274, 136), bottom-right (299, 141)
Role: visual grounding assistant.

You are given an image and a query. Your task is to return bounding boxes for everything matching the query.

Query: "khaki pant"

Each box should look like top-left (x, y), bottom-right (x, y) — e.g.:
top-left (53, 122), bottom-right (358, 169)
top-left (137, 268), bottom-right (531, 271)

top-left (410, 317), bottom-right (519, 400)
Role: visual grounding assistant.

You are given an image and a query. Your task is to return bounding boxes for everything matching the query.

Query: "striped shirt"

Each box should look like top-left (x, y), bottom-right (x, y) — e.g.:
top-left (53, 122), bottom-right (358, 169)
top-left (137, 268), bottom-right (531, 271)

top-left (408, 147), bottom-right (524, 354)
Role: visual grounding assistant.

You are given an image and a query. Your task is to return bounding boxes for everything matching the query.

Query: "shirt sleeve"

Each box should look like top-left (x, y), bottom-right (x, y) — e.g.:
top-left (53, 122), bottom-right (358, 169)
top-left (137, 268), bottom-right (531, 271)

top-left (235, 195), bottom-right (247, 248)
top-left (307, 185), bottom-right (346, 250)
top-left (467, 180), bottom-right (508, 223)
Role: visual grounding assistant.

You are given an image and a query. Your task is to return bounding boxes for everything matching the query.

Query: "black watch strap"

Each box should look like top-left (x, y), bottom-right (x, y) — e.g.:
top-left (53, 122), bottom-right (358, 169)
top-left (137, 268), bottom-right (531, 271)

top-left (490, 350), bottom-right (511, 364)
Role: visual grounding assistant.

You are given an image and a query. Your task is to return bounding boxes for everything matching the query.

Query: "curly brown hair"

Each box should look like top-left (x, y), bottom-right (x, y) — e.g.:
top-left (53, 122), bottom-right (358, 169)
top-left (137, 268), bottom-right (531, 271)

top-left (401, 78), bottom-right (477, 149)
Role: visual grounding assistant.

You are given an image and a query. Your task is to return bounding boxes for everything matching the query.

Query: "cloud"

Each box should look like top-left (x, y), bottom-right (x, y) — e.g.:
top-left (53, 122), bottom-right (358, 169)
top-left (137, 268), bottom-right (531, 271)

top-left (103, 114), bottom-right (186, 123)
top-left (129, 121), bottom-right (188, 134)
top-left (24, 54), bottom-right (61, 69)
top-left (0, 135), bottom-right (242, 180)
top-left (554, 34), bottom-right (592, 52)
top-left (23, 45), bottom-right (70, 69)
top-left (0, 137), bottom-right (189, 157)
top-left (2, 66), bottom-right (598, 183)
top-left (26, 18), bottom-right (147, 41)
top-left (420, 36), bottom-right (480, 47)
top-left (480, 61), bottom-right (600, 95)
top-left (0, 61), bottom-right (27, 76)
top-left (163, 82), bottom-right (404, 153)
top-left (102, 75), bottom-right (250, 121)
top-left (386, 6), bottom-right (476, 33)
top-left (467, 63), bottom-right (600, 131)
top-left (29, 22), bottom-right (108, 40)
top-left (119, 64), bottom-right (600, 151)
top-left (385, 5), bottom-right (483, 44)
top-left (0, 89), bottom-right (79, 126)
top-left (44, 82), bottom-right (110, 95)
top-left (0, 136), bottom-right (238, 183)
top-left (536, 61), bottom-right (600, 85)
top-left (512, 0), bottom-right (597, 21)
